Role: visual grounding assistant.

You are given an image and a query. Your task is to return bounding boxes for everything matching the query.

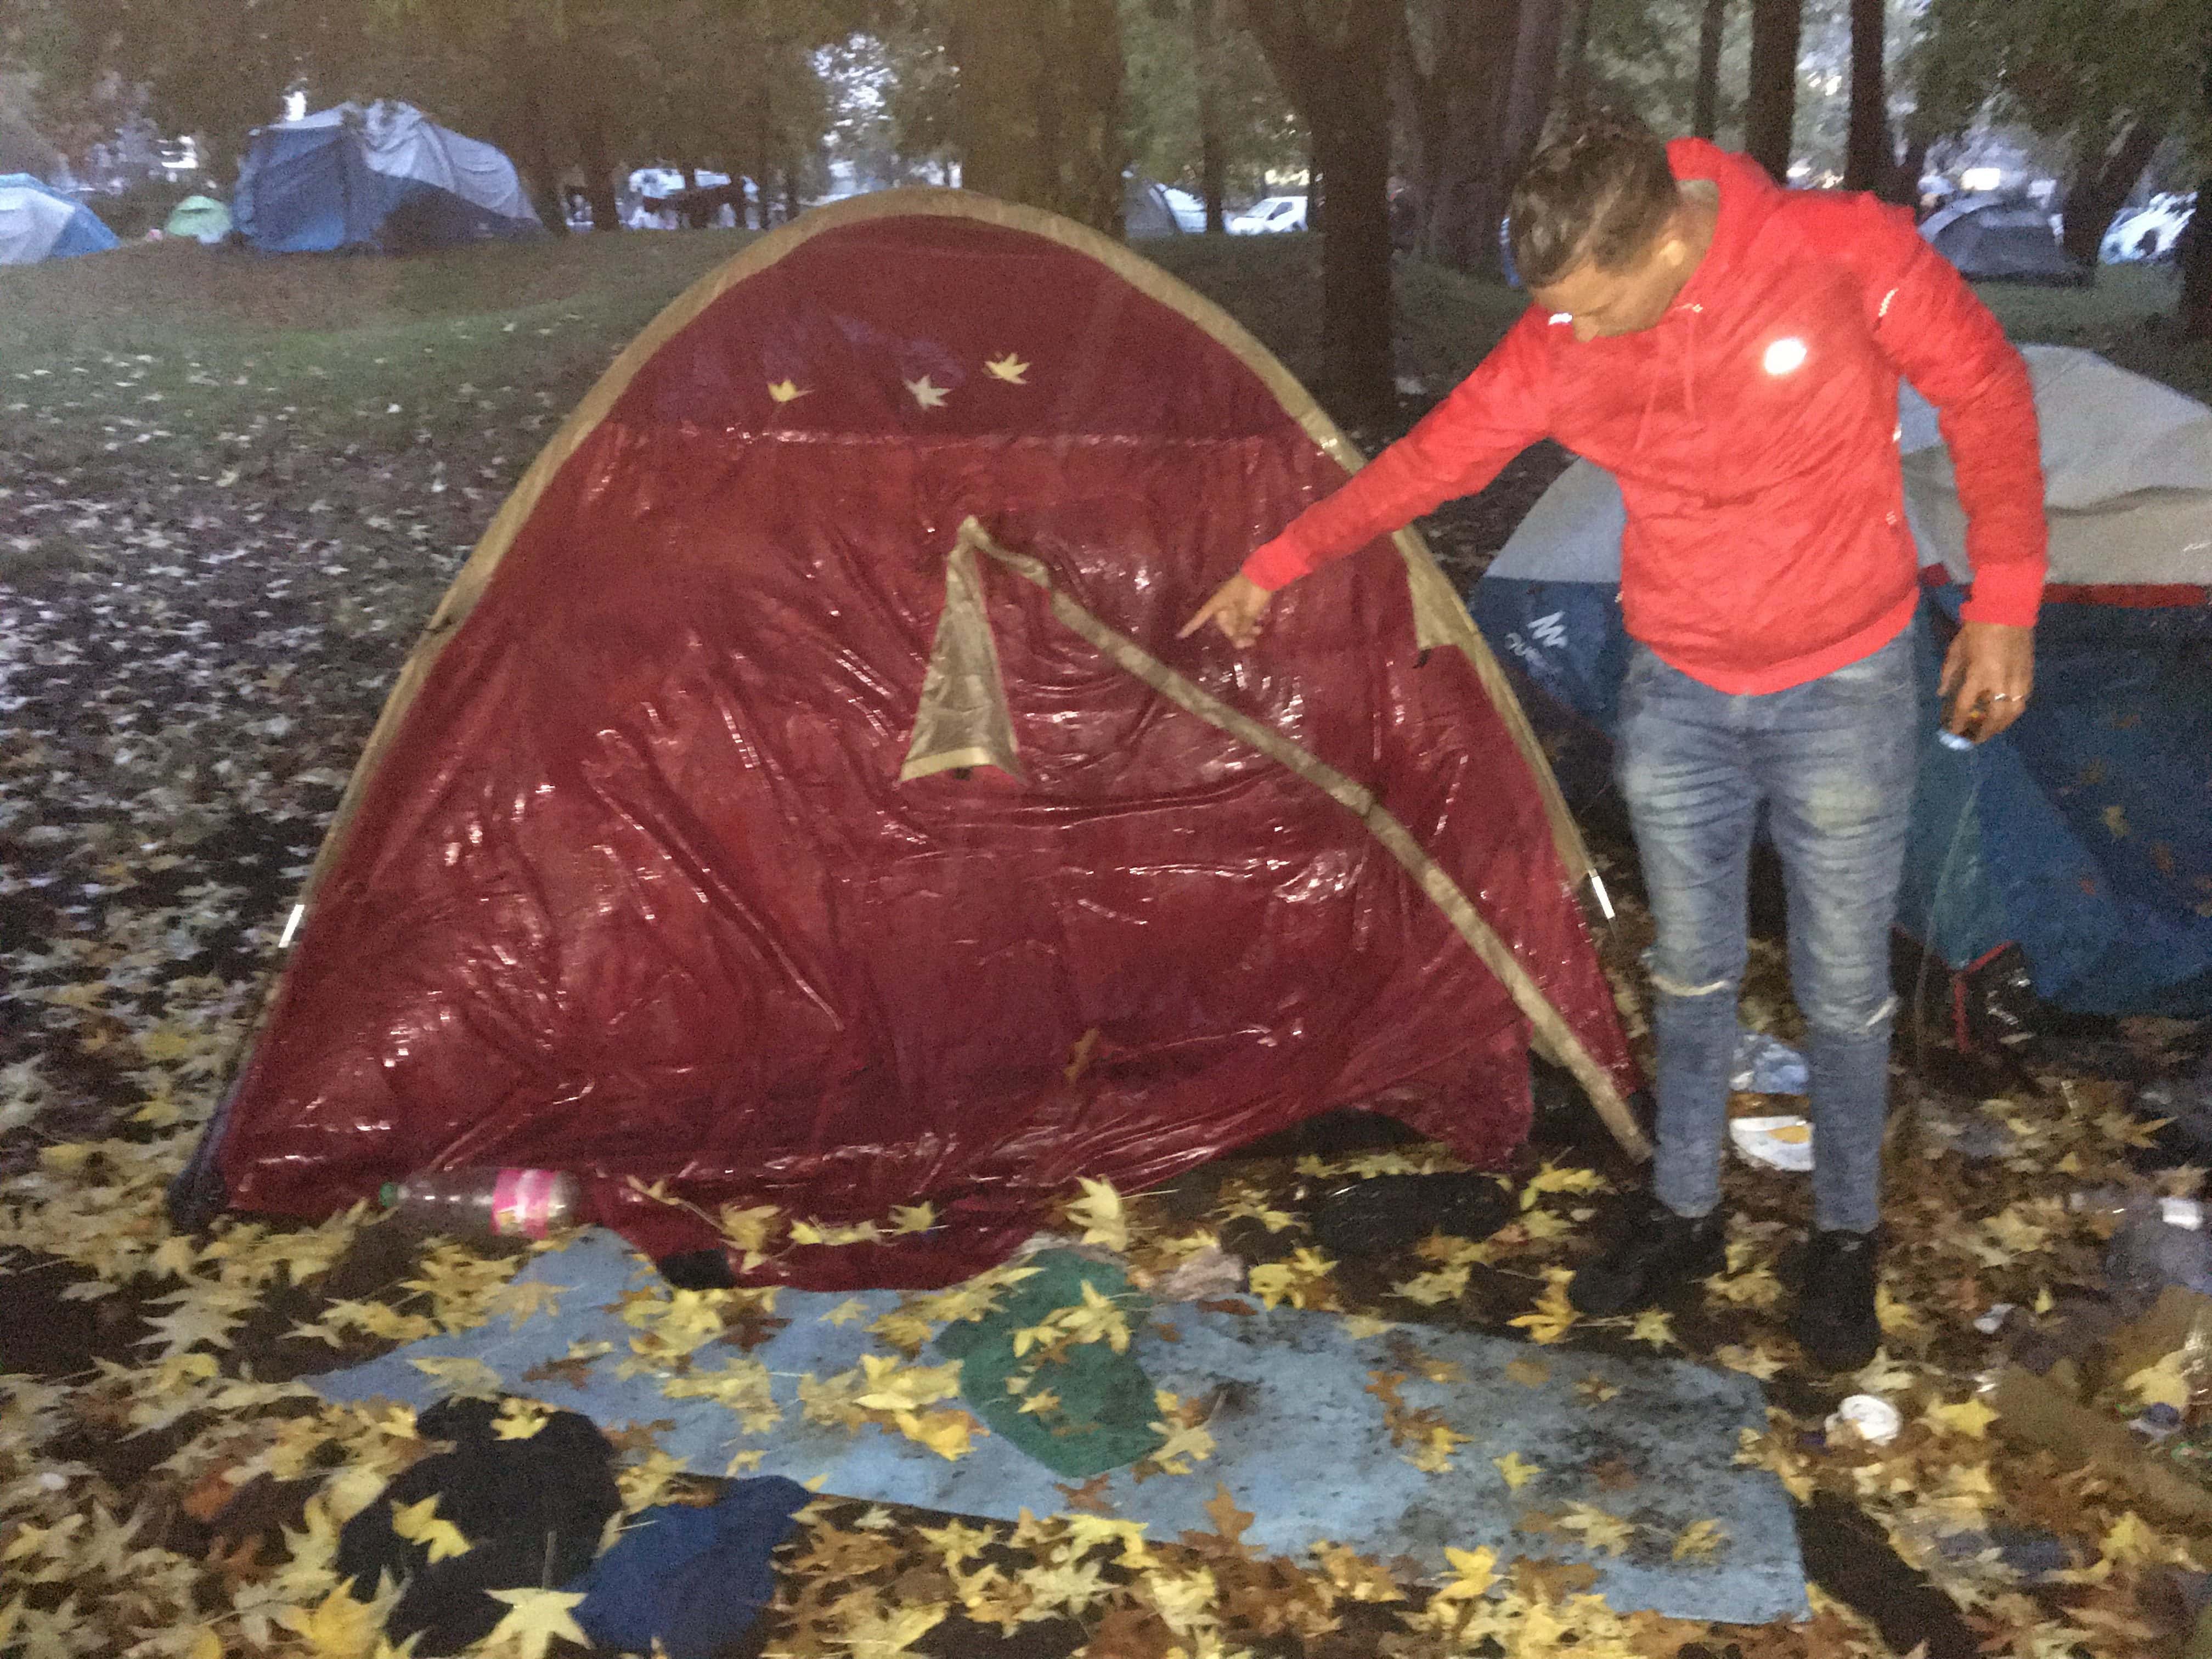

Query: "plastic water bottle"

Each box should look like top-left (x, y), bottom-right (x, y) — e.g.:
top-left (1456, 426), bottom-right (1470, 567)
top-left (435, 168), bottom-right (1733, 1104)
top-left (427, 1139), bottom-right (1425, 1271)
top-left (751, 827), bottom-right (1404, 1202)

top-left (379, 1168), bottom-right (584, 1239)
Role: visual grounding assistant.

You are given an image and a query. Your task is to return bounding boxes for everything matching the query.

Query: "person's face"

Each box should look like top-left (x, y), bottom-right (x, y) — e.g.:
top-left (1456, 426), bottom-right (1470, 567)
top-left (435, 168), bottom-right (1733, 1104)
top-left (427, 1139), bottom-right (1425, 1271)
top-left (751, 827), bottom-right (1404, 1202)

top-left (1528, 217), bottom-right (1698, 343)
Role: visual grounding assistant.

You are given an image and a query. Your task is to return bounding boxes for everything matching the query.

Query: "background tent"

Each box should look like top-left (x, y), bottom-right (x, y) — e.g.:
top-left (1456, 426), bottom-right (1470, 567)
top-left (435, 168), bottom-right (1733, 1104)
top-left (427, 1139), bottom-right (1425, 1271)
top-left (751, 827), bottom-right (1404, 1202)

top-left (1123, 175), bottom-right (1182, 237)
top-left (0, 173), bottom-right (117, 264)
top-left (233, 100), bottom-right (541, 253)
top-left (173, 190), bottom-right (1640, 1287)
top-left (1921, 194), bottom-right (2085, 284)
top-left (163, 194), bottom-right (231, 245)
top-left (1472, 345), bottom-right (2212, 1026)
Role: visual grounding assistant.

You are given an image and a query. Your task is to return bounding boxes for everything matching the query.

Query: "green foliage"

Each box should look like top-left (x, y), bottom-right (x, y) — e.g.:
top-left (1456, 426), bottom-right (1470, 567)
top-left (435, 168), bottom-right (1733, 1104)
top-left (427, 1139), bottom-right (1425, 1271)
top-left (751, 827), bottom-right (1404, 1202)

top-left (1910, 0), bottom-right (2210, 157)
top-left (1119, 0), bottom-right (1301, 201)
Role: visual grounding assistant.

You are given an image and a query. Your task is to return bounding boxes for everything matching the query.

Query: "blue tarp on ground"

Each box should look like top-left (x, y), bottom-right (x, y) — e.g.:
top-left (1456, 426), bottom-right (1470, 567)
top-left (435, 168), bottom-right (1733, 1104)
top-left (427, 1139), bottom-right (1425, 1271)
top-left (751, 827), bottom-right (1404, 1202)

top-left (234, 101), bottom-right (542, 255)
top-left (309, 1229), bottom-right (1810, 1626)
top-left (1471, 346), bottom-right (2212, 1018)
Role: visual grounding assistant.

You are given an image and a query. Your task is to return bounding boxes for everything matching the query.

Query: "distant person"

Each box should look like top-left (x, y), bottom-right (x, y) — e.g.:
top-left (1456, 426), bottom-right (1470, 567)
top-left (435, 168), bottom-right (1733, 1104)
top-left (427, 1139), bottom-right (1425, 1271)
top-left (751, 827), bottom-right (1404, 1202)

top-left (1182, 112), bottom-right (2045, 1371)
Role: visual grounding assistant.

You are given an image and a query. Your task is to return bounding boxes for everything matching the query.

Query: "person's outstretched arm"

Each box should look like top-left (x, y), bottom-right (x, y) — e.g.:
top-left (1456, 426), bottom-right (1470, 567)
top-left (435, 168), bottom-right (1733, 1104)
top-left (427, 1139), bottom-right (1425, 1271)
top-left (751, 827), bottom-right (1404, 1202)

top-left (1845, 196), bottom-right (2047, 738)
top-left (1181, 317), bottom-right (1554, 646)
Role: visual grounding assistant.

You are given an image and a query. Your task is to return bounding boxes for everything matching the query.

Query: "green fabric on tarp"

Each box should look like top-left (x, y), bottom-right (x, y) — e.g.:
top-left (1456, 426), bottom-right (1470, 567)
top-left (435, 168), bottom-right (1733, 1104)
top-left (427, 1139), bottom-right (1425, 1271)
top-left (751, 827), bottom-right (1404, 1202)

top-left (934, 1250), bottom-right (1163, 1479)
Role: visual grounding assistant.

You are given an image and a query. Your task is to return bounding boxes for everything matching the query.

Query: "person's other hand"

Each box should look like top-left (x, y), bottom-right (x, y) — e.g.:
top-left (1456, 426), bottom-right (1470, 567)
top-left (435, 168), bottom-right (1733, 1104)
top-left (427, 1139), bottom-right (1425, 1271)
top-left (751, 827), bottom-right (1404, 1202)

top-left (1939, 620), bottom-right (2034, 742)
top-left (1177, 573), bottom-right (1274, 649)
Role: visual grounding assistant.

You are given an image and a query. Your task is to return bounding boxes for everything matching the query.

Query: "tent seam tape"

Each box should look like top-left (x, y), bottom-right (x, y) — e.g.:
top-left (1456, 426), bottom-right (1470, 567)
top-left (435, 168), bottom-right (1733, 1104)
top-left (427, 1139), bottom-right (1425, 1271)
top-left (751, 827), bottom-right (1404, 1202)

top-left (959, 518), bottom-right (1647, 1160)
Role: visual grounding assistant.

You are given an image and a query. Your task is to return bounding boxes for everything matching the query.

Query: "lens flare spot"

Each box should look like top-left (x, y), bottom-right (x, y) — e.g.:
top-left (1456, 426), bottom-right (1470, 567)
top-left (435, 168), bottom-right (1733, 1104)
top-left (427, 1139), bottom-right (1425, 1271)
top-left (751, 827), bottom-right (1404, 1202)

top-left (1763, 336), bottom-right (1808, 375)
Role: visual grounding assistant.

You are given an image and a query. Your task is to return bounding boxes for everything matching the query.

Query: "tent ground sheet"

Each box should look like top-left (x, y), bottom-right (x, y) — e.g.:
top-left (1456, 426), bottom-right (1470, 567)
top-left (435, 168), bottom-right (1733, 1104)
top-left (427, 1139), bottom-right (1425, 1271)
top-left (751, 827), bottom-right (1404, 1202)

top-left (309, 1229), bottom-right (1807, 1624)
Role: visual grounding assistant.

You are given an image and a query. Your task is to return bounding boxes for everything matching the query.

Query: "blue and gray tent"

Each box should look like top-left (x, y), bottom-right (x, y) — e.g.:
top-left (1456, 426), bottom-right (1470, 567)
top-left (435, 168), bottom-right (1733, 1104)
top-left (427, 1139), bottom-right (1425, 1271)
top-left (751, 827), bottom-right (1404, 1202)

top-left (1472, 346), bottom-right (2212, 1025)
top-left (0, 174), bottom-right (119, 264)
top-left (234, 101), bottom-right (542, 255)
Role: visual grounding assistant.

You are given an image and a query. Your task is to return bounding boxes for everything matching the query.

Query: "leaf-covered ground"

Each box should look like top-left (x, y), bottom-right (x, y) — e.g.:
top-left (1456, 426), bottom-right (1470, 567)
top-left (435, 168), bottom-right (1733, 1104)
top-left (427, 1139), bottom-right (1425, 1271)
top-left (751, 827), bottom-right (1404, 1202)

top-left (3, 234), bottom-right (2209, 1659)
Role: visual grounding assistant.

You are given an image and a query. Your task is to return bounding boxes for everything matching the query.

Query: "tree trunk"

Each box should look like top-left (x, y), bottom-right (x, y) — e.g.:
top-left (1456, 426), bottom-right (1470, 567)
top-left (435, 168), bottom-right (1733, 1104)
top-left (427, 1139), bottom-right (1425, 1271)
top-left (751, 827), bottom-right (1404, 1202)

top-left (1501, 0), bottom-right (1566, 178)
top-left (573, 105), bottom-right (622, 234)
top-left (1195, 0), bottom-right (1227, 232)
top-left (1894, 129), bottom-right (1931, 212)
top-left (2059, 117), bottom-right (2163, 269)
top-left (1842, 0), bottom-right (1887, 190)
top-left (1406, 0), bottom-right (1517, 271)
top-left (1310, 10), bottom-right (1393, 424)
top-left (1694, 0), bottom-right (1728, 139)
top-left (948, 0), bottom-right (1126, 236)
top-left (1745, 0), bottom-right (1803, 183)
top-left (1242, 0), bottom-right (1395, 424)
top-left (1559, 0), bottom-right (1596, 114)
top-left (2179, 171), bottom-right (2212, 339)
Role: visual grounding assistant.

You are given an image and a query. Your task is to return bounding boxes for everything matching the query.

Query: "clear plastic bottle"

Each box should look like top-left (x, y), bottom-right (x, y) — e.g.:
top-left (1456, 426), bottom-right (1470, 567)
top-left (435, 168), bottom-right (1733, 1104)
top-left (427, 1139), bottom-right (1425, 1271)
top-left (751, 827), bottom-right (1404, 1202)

top-left (379, 1167), bottom-right (584, 1239)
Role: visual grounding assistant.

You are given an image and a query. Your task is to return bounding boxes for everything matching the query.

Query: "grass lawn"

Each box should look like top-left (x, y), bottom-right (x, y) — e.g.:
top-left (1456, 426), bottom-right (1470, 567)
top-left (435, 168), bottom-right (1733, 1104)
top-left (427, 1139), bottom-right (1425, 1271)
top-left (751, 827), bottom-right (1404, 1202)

top-left (3, 224), bottom-right (2210, 1659)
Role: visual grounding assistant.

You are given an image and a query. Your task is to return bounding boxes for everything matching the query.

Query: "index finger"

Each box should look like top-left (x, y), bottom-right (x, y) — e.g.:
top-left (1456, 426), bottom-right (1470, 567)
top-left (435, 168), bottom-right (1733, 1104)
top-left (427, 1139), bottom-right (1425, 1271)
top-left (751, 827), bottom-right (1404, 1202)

top-left (1176, 600), bottom-right (1217, 640)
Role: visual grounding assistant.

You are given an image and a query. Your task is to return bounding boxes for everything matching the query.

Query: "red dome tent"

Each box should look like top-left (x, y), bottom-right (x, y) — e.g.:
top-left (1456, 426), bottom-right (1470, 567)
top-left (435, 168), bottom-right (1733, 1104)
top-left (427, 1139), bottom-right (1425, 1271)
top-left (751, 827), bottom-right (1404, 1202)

top-left (173, 191), bottom-right (1644, 1287)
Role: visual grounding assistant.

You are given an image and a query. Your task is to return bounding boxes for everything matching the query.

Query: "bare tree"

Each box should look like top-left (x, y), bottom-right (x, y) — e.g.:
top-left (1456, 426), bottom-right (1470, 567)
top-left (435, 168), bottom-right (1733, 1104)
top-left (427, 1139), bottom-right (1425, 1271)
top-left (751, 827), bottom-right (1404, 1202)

top-left (1692, 0), bottom-right (1728, 140)
top-left (1745, 0), bottom-right (1802, 181)
top-left (1841, 0), bottom-right (1887, 190)
top-left (1240, 0), bottom-right (1396, 425)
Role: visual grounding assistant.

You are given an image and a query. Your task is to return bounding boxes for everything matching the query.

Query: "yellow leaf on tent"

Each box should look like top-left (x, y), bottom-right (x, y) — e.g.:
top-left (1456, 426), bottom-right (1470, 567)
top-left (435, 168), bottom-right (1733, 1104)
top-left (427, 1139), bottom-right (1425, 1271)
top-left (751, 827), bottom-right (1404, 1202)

top-left (1403, 1423), bottom-right (1471, 1474)
top-left (391, 1494), bottom-right (472, 1563)
top-left (1924, 1397), bottom-right (2000, 1439)
top-left (2125, 1352), bottom-right (2192, 1410)
top-left (1627, 1308), bottom-right (1675, 1348)
top-left (1509, 1273), bottom-right (1578, 1345)
top-left (480, 1587), bottom-right (588, 1659)
top-left (1715, 1344), bottom-right (1785, 1381)
top-left (984, 352), bottom-right (1031, 383)
top-left (1341, 1313), bottom-right (1397, 1338)
top-left (1066, 1176), bottom-right (1130, 1252)
top-left (890, 1203), bottom-right (935, 1234)
top-left (188, 1627), bottom-right (223, 1659)
top-left (1017, 1389), bottom-right (1062, 1417)
top-left (492, 1398), bottom-right (550, 1440)
top-left (713, 1203), bottom-right (781, 1254)
top-left (1493, 1452), bottom-right (1541, 1491)
top-left (766, 379), bottom-right (810, 404)
top-left (1504, 1357), bottom-right (1550, 1388)
top-left (1431, 1544), bottom-right (1497, 1602)
top-left (487, 1278), bottom-right (564, 1331)
top-left (918, 1517), bottom-right (998, 1565)
top-left (1520, 1210), bottom-right (1574, 1241)
top-left (1672, 1519), bottom-right (1728, 1561)
top-left (1063, 1513), bottom-right (1150, 1565)
top-left (823, 1298), bottom-right (870, 1326)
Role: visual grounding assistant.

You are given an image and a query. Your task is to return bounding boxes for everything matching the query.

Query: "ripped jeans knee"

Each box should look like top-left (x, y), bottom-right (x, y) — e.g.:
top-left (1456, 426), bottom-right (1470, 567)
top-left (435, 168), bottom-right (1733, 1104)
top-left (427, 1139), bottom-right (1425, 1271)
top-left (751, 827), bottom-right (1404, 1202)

top-left (1650, 966), bottom-right (1737, 1001)
top-left (1801, 992), bottom-right (1899, 1040)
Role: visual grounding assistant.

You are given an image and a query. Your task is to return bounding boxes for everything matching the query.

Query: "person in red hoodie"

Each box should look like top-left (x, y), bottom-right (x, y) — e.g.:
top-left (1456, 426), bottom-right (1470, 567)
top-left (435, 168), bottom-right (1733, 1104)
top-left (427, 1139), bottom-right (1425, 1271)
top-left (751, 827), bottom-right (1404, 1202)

top-left (1182, 114), bottom-right (2046, 1370)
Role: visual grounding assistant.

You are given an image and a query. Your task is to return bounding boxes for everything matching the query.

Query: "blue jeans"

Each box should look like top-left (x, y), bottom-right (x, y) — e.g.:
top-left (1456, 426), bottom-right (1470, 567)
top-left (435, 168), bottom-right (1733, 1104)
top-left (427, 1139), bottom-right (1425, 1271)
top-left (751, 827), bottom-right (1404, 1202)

top-left (1615, 625), bottom-right (1920, 1234)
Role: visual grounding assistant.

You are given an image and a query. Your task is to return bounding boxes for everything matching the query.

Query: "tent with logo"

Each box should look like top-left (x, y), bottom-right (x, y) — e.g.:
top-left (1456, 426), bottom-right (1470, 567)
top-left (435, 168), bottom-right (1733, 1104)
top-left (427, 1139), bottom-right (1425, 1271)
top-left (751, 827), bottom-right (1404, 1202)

top-left (163, 195), bottom-right (232, 245)
top-left (233, 100), bottom-right (541, 254)
top-left (1921, 194), bottom-right (2084, 285)
top-left (172, 189), bottom-right (1642, 1286)
top-left (1472, 345), bottom-right (2212, 1030)
top-left (0, 173), bottom-right (117, 264)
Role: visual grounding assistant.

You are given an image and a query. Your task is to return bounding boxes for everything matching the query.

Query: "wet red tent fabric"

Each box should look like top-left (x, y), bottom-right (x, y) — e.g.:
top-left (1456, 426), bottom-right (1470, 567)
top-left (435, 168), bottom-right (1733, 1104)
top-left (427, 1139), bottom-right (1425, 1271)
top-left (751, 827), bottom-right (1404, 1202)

top-left (183, 192), bottom-right (1641, 1287)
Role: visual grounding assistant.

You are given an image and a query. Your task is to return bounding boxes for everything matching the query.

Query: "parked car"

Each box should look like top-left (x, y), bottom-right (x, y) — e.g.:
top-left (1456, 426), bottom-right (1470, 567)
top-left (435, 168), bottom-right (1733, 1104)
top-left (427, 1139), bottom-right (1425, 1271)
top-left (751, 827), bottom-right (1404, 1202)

top-left (2102, 192), bottom-right (2196, 263)
top-left (1161, 186), bottom-right (1208, 233)
top-left (1227, 194), bottom-right (1307, 234)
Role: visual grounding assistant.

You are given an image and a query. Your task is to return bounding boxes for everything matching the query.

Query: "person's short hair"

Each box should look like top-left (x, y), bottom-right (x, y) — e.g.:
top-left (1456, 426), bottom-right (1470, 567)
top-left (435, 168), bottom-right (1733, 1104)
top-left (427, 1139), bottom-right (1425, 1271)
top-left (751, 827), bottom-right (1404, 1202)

top-left (1508, 112), bottom-right (1679, 289)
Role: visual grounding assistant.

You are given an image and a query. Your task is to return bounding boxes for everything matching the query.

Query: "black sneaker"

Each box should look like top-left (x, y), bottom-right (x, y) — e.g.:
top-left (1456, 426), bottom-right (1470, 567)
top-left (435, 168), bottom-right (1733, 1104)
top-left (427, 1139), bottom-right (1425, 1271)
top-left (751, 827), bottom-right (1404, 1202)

top-left (1567, 1194), bottom-right (1726, 1317)
top-left (1791, 1229), bottom-right (1880, 1372)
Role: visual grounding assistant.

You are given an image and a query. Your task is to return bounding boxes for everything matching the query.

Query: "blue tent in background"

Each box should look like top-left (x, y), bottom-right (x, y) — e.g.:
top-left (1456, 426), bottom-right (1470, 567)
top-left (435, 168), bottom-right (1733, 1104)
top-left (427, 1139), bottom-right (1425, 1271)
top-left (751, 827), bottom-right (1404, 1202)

top-left (1473, 346), bottom-right (2212, 1023)
top-left (0, 173), bottom-right (119, 264)
top-left (234, 100), bottom-right (542, 254)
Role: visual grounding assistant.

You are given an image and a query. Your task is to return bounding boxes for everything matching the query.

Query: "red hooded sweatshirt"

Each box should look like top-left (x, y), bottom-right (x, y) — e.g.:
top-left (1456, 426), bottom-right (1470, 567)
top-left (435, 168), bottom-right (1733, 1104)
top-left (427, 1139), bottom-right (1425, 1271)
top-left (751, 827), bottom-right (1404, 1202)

top-left (1242, 140), bottom-right (2049, 694)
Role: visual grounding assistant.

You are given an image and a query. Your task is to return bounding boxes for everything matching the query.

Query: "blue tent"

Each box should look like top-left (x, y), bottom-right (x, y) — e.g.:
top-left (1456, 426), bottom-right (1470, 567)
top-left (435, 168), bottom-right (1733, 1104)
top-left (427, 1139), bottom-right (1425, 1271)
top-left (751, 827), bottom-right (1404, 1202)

top-left (0, 173), bottom-right (119, 264)
top-left (234, 101), bottom-right (542, 254)
top-left (1473, 346), bottom-right (2212, 1021)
